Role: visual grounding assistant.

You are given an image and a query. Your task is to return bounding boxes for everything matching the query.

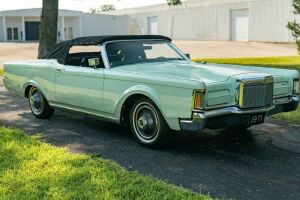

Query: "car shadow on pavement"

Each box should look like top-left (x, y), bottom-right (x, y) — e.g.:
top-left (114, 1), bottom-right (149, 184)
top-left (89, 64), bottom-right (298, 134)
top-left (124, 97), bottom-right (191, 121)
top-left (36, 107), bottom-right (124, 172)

top-left (6, 108), bottom-right (259, 156)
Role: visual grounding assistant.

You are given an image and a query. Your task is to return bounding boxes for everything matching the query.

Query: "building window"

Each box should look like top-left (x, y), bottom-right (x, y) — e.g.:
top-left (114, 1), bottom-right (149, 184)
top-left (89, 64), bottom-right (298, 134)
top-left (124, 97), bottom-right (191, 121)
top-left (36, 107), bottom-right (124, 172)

top-left (148, 16), bottom-right (158, 35)
top-left (64, 27), bottom-right (73, 40)
top-left (13, 27), bottom-right (19, 40)
top-left (7, 27), bottom-right (18, 41)
top-left (7, 28), bottom-right (12, 40)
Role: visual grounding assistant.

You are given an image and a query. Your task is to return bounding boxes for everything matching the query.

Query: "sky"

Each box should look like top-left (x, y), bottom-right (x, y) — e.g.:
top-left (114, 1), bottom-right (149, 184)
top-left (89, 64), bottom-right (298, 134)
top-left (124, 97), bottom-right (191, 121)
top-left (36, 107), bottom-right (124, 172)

top-left (0, 0), bottom-right (169, 12)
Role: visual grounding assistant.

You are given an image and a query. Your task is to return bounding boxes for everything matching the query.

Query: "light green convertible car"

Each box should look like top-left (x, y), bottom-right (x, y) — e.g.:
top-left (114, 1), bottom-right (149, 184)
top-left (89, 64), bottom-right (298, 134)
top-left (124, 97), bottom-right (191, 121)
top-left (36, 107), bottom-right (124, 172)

top-left (3, 35), bottom-right (300, 147)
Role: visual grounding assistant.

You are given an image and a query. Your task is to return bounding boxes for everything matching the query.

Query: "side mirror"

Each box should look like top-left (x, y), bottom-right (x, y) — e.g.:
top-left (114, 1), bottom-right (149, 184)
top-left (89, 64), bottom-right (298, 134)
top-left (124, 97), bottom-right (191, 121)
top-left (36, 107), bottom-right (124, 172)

top-left (88, 58), bottom-right (100, 68)
top-left (185, 53), bottom-right (190, 59)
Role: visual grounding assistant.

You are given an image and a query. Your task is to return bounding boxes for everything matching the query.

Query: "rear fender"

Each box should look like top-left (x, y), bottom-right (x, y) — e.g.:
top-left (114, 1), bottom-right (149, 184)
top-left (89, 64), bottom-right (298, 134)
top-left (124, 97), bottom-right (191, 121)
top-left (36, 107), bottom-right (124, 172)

top-left (22, 80), bottom-right (48, 99)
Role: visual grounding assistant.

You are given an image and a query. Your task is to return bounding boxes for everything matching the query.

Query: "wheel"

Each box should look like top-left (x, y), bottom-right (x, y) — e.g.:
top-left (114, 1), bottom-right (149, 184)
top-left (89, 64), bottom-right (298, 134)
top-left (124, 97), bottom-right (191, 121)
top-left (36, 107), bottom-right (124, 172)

top-left (28, 86), bottom-right (54, 119)
top-left (130, 98), bottom-right (170, 147)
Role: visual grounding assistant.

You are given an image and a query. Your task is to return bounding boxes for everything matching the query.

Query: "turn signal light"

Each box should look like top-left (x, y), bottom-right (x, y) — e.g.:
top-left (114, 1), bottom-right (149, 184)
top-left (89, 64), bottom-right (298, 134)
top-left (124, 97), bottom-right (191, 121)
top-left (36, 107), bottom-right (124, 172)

top-left (193, 90), bottom-right (204, 110)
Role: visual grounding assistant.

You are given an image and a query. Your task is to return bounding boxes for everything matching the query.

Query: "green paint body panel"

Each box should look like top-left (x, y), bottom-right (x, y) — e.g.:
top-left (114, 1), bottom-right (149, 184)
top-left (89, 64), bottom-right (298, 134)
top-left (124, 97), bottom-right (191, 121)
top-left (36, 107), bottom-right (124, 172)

top-left (3, 58), bottom-right (299, 131)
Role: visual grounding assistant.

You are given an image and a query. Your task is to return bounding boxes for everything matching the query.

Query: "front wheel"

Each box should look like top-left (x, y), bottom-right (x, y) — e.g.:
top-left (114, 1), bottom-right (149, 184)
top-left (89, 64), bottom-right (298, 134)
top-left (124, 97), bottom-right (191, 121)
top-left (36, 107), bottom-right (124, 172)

top-left (130, 98), bottom-right (171, 148)
top-left (28, 86), bottom-right (54, 119)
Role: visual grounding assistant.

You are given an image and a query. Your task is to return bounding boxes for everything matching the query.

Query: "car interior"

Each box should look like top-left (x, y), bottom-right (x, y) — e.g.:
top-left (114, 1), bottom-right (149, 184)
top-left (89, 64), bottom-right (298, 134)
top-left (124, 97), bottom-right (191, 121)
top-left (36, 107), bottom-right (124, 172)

top-left (106, 42), bottom-right (148, 67)
top-left (65, 46), bottom-right (105, 68)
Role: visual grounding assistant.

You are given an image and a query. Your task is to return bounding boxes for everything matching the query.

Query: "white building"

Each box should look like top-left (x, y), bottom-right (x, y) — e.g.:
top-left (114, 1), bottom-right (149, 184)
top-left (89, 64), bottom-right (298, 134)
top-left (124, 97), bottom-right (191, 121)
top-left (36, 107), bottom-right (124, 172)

top-left (0, 0), bottom-right (299, 43)
top-left (110, 0), bottom-right (300, 42)
top-left (0, 8), bottom-right (130, 42)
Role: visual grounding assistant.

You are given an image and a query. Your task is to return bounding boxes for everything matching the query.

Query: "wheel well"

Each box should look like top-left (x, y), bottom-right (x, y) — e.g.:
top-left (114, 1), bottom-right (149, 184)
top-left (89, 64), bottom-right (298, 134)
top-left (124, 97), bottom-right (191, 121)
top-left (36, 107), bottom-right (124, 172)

top-left (24, 85), bottom-right (33, 98)
top-left (120, 94), bottom-right (149, 125)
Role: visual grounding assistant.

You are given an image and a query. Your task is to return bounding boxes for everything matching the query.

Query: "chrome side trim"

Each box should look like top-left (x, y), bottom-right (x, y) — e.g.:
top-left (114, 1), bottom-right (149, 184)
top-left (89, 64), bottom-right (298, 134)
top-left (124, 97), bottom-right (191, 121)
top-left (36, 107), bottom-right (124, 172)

top-left (49, 101), bottom-right (119, 124)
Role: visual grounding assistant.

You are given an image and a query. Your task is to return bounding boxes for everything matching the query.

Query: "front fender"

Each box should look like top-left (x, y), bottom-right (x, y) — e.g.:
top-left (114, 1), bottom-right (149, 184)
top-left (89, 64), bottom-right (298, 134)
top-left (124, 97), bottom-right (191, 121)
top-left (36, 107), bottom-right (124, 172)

top-left (114, 85), bottom-right (165, 123)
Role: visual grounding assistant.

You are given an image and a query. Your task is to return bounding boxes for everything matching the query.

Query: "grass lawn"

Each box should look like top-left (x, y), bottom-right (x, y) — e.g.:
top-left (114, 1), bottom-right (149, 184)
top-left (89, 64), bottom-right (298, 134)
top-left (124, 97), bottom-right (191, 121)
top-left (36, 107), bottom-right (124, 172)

top-left (273, 106), bottom-right (300, 124)
top-left (194, 56), bottom-right (300, 123)
top-left (0, 127), bottom-right (211, 200)
top-left (193, 56), bottom-right (300, 71)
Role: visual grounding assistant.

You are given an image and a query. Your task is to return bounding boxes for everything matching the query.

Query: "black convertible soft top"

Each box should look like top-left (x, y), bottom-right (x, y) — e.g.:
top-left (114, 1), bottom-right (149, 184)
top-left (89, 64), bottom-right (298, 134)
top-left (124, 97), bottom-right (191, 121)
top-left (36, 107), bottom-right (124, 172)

top-left (43, 35), bottom-right (172, 64)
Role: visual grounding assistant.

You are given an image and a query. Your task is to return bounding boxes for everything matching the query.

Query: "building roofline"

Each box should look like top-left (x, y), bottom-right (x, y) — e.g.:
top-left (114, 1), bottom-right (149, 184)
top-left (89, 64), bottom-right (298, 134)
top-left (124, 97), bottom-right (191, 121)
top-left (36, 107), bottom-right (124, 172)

top-left (0, 8), bottom-right (85, 13)
top-left (107, 0), bottom-right (264, 15)
top-left (0, 8), bottom-right (87, 17)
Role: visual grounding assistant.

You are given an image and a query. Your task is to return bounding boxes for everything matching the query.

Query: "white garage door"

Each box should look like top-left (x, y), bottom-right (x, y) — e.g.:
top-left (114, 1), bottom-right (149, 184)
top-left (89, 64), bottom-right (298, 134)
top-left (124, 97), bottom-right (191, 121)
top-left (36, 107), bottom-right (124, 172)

top-left (231, 9), bottom-right (249, 41)
top-left (148, 16), bottom-right (158, 35)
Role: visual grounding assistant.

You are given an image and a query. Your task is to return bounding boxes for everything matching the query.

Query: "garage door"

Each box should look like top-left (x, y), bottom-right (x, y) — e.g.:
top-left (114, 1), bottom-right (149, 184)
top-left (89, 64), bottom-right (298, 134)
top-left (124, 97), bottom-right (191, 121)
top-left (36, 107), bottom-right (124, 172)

top-left (148, 16), bottom-right (158, 35)
top-left (25, 22), bottom-right (40, 41)
top-left (231, 9), bottom-right (249, 41)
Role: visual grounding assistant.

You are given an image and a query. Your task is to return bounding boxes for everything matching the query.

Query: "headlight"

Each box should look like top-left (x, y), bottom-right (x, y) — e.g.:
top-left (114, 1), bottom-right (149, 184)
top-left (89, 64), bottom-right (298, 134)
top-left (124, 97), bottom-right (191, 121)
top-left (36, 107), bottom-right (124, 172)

top-left (193, 90), bottom-right (204, 110)
top-left (293, 79), bottom-right (299, 94)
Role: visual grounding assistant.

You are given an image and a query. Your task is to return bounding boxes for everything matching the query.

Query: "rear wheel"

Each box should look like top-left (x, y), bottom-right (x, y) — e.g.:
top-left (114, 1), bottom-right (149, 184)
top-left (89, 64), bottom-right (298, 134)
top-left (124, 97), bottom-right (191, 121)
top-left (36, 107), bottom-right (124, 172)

top-left (28, 86), bottom-right (54, 119)
top-left (130, 98), bottom-right (171, 148)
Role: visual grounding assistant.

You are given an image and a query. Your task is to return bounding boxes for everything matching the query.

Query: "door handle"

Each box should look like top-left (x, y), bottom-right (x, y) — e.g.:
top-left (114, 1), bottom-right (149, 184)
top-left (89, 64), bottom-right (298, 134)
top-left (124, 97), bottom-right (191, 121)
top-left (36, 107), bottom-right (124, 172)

top-left (56, 68), bottom-right (65, 72)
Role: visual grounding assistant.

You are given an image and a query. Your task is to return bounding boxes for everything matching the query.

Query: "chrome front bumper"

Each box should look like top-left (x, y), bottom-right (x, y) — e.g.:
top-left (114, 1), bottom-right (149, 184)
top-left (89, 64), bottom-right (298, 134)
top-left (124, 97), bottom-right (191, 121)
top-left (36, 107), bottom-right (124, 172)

top-left (180, 96), bottom-right (299, 132)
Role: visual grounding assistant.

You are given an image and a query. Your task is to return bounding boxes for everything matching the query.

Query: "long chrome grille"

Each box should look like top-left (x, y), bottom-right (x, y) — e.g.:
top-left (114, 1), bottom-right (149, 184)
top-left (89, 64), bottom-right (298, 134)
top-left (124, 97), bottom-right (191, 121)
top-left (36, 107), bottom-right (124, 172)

top-left (239, 76), bottom-right (274, 108)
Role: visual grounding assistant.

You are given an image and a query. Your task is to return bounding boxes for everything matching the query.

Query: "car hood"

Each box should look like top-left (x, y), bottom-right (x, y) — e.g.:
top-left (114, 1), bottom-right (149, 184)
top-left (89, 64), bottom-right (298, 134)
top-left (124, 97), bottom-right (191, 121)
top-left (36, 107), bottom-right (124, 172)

top-left (112, 61), bottom-right (262, 84)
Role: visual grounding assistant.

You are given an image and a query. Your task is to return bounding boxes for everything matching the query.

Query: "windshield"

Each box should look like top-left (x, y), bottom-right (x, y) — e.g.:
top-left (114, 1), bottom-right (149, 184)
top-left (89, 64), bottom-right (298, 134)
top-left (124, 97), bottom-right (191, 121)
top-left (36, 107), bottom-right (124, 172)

top-left (105, 40), bottom-right (187, 67)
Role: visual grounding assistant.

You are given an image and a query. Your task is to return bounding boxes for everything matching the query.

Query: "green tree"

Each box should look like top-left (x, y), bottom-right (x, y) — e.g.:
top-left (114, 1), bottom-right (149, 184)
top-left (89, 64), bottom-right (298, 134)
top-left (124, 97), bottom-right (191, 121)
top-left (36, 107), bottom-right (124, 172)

top-left (167, 0), bottom-right (182, 6)
top-left (101, 4), bottom-right (116, 12)
top-left (38, 0), bottom-right (59, 58)
top-left (89, 4), bottom-right (116, 13)
top-left (287, 0), bottom-right (300, 53)
top-left (89, 7), bottom-right (99, 13)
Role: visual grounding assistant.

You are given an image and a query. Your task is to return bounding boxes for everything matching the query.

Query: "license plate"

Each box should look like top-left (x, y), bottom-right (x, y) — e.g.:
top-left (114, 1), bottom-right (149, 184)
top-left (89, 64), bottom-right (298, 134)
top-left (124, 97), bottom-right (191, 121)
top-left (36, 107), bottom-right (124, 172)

top-left (249, 113), bottom-right (265, 126)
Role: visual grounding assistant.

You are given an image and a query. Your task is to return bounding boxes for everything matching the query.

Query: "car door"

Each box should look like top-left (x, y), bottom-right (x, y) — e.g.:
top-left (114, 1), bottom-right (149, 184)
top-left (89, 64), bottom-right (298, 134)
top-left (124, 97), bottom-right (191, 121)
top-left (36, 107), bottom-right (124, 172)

top-left (54, 46), bottom-right (104, 112)
top-left (55, 65), bottom-right (104, 112)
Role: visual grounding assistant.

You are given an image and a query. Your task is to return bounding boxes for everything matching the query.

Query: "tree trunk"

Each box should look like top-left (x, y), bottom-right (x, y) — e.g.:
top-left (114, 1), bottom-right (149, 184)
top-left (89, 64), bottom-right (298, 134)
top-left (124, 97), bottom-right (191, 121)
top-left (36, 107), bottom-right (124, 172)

top-left (38, 0), bottom-right (59, 58)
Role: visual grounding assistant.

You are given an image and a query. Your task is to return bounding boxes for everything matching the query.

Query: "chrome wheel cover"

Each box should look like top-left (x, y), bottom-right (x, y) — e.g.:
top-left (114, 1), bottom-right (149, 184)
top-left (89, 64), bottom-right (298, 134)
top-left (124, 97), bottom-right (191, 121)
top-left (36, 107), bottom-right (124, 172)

top-left (133, 102), bottom-right (160, 143)
top-left (29, 87), bottom-right (44, 115)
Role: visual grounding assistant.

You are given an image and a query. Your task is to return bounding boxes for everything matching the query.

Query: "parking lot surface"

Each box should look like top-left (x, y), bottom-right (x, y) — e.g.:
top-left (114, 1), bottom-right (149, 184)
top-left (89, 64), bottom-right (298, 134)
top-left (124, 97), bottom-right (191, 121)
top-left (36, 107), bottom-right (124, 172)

top-left (0, 41), bottom-right (297, 69)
